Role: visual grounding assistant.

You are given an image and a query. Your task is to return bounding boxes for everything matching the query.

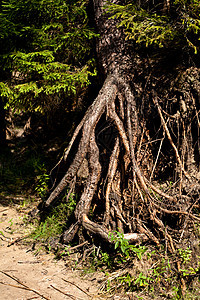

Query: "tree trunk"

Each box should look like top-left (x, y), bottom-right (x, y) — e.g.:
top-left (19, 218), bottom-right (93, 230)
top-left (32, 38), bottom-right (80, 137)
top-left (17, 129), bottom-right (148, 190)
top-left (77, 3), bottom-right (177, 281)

top-left (43, 0), bottom-right (200, 247)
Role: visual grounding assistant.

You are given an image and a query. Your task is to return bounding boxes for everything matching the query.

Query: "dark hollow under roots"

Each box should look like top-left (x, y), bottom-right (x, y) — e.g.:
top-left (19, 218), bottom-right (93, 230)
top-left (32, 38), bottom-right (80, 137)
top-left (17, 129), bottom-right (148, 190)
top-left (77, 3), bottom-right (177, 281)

top-left (43, 72), bottom-right (200, 256)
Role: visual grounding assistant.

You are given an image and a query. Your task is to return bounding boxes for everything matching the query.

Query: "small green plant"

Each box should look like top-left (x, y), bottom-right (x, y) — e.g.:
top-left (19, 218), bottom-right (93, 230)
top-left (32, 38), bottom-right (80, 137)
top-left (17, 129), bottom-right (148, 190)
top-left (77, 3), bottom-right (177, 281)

top-left (172, 286), bottom-right (182, 299)
top-left (118, 271), bottom-right (151, 292)
top-left (7, 218), bottom-right (15, 234)
top-left (31, 192), bottom-right (77, 245)
top-left (60, 246), bottom-right (70, 257)
top-left (134, 272), bottom-right (151, 288)
top-left (180, 265), bottom-right (199, 277)
top-left (65, 192), bottom-right (76, 217)
top-left (119, 272), bottom-right (134, 288)
top-left (109, 231), bottom-right (147, 259)
top-left (132, 245), bottom-right (147, 260)
top-left (109, 231), bottom-right (131, 257)
top-left (0, 231), bottom-right (5, 238)
top-left (100, 251), bottom-right (110, 264)
top-left (35, 164), bottom-right (50, 199)
top-left (99, 251), bottom-right (114, 268)
top-left (146, 249), bottom-right (156, 259)
top-left (151, 257), bottom-right (172, 288)
top-left (8, 218), bottom-right (13, 227)
top-left (178, 247), bottom-right (192, 264)
top-left (106, 279), bottom-right (111, 292)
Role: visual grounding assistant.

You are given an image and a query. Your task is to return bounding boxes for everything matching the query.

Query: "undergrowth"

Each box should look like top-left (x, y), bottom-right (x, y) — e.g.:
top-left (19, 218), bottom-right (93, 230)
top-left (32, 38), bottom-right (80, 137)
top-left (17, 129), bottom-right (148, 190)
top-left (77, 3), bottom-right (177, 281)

top-left (29, 192), bottom-right (77, 251)
top-left (18, 168), bottom-right (200, 299)
top-left (80, 231), bottom-right (200, 299)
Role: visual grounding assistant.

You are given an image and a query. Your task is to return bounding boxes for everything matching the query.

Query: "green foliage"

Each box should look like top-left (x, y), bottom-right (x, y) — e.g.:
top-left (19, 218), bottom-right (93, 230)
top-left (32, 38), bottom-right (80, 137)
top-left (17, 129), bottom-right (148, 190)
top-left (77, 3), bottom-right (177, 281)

top-left (106, 3), bottom-right (174, 48)
top-left (88, 231), bottom-right (148, 273)
top-left (31, 192), bottom-right (77, 243)
top-left (0, 0), bottom-right (97, 113)
top-left (117, 271), bottom-right (151, 291)
top-left (100, 251), bottom-right (113, 268)
top-left (109, 231), bottom-right (147, 260)
top-left (109, 231), bottom-right (131, 257)
top-left (65, 192), bottom-right (76, 217)
top-left (178, 247), bottom-right (192, 264)
top-left (178, 247), bottom-right (200, 277)
top-left (134, 272), bottom-right (151, 288)
top-left (90, 241), bottom-right (199, 297)
top-left (180, 264), bottom-right (200, 277)
top-left (106, 0), bottom-right (200, 52)
top-left (35, 164), bottom-right (50, 199)
top-left (113, 254), bottom-right (172, 293)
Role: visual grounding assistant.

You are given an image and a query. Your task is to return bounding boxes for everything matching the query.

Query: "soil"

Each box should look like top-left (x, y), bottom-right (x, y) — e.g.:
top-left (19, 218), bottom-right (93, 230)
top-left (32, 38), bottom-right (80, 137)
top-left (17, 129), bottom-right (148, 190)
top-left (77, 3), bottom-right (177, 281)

top-left (0, 203), bottom-right (105, 300)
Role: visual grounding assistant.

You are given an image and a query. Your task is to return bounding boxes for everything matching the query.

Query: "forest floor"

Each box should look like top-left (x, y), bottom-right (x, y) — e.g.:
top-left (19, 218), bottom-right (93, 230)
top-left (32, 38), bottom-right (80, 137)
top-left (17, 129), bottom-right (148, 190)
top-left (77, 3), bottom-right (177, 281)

top-left (0, 201), bottom-right (107, 300)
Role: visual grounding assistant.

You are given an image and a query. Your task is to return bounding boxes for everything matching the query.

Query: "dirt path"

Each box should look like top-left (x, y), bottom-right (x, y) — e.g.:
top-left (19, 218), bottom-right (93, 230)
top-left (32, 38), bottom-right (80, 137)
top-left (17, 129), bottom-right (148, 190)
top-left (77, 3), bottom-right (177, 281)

top-left (0, 204), bottom-right (105, 300)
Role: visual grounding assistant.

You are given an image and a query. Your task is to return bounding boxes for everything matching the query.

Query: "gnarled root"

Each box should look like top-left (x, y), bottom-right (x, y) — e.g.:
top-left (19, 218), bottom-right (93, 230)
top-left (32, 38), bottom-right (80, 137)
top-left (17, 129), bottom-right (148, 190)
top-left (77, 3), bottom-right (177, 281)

top-left (44, 73), bottom-right (199, 249)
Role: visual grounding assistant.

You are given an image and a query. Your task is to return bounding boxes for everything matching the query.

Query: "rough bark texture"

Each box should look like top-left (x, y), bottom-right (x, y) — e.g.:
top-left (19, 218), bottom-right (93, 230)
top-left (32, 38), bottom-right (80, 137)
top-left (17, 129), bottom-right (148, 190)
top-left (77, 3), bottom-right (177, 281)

top-left (43, 0), bottom-right (200, 251)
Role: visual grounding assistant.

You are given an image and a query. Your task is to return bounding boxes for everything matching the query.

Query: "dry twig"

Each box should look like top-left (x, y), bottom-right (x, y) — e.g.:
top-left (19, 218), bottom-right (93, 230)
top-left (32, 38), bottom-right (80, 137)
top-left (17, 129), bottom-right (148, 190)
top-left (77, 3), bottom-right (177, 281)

top-left (0, 271), bottom-right (49, 300)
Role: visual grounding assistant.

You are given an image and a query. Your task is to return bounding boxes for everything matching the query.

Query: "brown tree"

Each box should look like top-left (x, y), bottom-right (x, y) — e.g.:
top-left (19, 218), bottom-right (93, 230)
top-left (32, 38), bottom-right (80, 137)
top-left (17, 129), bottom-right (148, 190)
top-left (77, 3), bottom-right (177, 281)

top-left (43, 0), bottom-right (200, 248)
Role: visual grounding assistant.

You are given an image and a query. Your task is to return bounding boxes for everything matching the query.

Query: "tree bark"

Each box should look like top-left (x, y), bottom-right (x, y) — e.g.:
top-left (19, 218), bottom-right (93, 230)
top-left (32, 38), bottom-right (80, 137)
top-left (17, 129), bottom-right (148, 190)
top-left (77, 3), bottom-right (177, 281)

top-left (43, 0), bottom-right (200, 247)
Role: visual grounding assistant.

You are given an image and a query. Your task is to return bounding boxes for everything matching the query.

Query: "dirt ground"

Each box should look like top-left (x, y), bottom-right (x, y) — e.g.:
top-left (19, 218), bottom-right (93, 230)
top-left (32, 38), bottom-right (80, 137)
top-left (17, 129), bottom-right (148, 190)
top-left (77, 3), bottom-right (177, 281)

top-left (0, 204), bottom-right (106, 300)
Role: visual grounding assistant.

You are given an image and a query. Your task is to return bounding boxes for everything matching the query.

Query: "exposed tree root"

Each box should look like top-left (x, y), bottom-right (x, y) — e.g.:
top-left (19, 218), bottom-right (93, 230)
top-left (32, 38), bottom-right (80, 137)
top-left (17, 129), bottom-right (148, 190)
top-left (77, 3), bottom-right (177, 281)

top-left (45, 74), bottom-right (118, 207)
top-left (42, 72), bottom-right (199, 252)
top-left (153, 94), bottom-right (191, 181)
top-left (31, 1), bottom-right (200, 297)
